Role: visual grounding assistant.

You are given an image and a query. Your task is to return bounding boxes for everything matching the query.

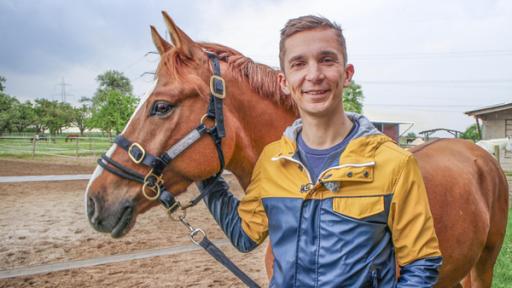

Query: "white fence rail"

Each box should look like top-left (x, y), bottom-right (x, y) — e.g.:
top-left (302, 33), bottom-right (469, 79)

top-left (0, 136), bottom-right (112, 159)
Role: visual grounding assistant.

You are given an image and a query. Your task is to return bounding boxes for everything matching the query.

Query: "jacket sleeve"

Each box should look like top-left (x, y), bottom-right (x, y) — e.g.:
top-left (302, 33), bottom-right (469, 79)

top-left (198, 157), bottom-right (269, 253)
top-left (387, 154), bottom-right (443, 287)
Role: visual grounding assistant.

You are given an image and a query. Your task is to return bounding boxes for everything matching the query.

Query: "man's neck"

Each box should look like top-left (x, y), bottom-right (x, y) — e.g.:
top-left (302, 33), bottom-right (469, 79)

top-left (300, 108), bottom-right (353, 150)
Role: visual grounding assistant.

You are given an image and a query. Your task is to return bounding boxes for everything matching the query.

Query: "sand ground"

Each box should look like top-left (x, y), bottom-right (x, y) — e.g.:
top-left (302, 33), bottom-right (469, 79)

top-left (0, 158), bottom-right (268, 287)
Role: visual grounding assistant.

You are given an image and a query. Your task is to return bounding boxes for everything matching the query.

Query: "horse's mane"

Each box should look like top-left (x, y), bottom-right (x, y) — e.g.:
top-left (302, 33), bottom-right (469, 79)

top-left (159, 42), bottom-right (295, 111)
top-left (200, 43), bottom-right (296, 110)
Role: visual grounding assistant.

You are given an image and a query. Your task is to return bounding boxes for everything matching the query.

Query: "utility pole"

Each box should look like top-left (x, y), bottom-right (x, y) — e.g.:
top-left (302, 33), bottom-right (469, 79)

top-left (57, 78), bottom-right (71, 103)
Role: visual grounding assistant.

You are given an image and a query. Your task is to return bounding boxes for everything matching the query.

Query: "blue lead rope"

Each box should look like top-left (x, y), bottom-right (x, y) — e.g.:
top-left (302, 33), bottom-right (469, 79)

top-left (197, 235), bottom-right (261, 288)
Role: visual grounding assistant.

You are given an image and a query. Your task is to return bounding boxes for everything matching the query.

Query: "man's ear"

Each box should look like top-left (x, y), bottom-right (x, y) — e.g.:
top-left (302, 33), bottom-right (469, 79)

top-left (278, 72), bottom-right (291, 95)
top-left (343, 64), bottom-right (355, 87)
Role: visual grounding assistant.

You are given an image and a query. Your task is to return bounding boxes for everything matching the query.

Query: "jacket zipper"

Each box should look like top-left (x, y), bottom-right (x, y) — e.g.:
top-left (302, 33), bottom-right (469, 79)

top-left (273, 156), bottom-right (375, 192)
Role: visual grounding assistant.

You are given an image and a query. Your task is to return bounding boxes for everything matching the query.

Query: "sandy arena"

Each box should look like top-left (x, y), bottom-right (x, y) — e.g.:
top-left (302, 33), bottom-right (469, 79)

top-left (0, 158), bottom-right (269, 287)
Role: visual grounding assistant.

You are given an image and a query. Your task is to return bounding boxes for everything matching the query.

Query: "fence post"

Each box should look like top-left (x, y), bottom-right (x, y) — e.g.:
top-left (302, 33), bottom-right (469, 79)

top-left (76, 137), bottom-right (80, 158)
top-left (88, 137), bottom-right (93, 161)
top-left (32, 135), bottom-right (37, 158)
top-left (494, 145), bottom-right (500, 165)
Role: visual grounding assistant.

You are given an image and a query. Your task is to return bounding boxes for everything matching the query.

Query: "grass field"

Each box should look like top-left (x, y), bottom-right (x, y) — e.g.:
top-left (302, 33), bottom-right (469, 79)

top-left (0, 136), bottom-right (111, 158)
top-left (493, 209), bottom-right (512, 287)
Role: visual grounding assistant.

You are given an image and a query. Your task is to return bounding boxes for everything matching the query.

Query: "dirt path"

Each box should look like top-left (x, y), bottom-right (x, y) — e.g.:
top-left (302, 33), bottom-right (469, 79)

top-left (0, 159), bottom-right (269, 287)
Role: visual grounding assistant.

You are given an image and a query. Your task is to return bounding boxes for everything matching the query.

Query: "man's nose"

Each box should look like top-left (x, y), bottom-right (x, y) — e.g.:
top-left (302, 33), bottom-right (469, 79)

top-left (305, 62), bottom-right (325, 82)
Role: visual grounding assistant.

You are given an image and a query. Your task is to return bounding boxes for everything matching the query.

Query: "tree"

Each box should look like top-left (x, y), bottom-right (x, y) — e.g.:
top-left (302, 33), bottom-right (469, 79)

top-left (0, 92), bottom-right (19, 135)
top-left (406, 132), bottom-right (417, 140)
top-left (73, 104), bottom-right (91, 136)
top-left (96, 70), bottom-right (133, 96)
top-left (343, 80), bottom-right (364, 113)
top-left (0, 76), bottom-right (5, 92)
top-left (89, 70), bottom-right (138, 138)
top-left (33, 99), bottom-right (74, 137)
top-left (460, 124), bottom-right (481, 142)
top-left (11, 101), bottom-right (36, 133)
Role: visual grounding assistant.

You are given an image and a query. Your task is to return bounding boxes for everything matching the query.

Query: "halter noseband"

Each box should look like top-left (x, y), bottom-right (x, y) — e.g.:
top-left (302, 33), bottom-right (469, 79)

top-left (98, 52), bottom-right (226, 213)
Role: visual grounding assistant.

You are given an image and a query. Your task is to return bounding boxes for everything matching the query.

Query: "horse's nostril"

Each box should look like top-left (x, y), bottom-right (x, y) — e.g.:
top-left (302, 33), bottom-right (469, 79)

top-left (87, 197), bottom-right (96, 220)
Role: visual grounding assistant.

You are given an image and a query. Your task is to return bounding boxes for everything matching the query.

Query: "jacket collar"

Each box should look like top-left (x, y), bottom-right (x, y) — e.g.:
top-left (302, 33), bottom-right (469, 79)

top-left (274, 113), bottom-right (391, 161)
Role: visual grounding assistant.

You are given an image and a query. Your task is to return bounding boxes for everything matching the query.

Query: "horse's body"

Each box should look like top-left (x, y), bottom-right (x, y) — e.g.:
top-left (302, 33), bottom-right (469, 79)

top-left (65, 134), bottom-right (79, 142)
top-left (410, 140), bottom-right (508, 287)
top-left (86, 12), bottom-right (508, 287)
top-left (476, 137), bottom-right (512, 157)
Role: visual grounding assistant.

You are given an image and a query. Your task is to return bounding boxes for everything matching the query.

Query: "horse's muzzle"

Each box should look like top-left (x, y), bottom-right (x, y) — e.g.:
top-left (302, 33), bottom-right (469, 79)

top-left (87, 194), bottom-right (135, 238)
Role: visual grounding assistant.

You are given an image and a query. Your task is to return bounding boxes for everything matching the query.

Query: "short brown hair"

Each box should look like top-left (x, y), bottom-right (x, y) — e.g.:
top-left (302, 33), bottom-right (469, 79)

top-left (279, 15), bottom-right (347, 71)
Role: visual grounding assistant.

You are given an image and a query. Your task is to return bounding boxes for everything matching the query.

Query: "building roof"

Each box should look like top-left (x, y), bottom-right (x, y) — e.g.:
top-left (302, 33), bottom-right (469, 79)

top-left (465, 102), bottom-right (512, 117)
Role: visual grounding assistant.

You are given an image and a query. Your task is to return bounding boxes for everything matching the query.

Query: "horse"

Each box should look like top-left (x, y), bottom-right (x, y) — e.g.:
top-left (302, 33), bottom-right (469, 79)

top-left (30, 134), bottom-right (48, 142)
top-left (65, 134), bottom-right (80, 142)
top-left (476, 137), bottom-right (512, 157)
top-left (85, 12), bottom-right (509, 287)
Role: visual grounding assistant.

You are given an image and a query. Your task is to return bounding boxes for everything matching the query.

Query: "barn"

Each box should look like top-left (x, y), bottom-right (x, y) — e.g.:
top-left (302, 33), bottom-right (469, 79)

top-left (465, 102), bottom-right (512, 141)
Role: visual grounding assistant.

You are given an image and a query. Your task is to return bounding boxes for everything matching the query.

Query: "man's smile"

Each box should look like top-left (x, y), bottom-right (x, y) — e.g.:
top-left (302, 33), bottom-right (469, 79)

top-left (302, 89), bottom-right (331, 96)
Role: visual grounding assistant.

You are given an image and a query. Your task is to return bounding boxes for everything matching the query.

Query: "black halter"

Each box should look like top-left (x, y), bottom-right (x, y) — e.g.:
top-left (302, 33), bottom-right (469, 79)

top-left (97, 52), bottom-right (261, 288)
top-left (98, 52), bottom-right (226, 213)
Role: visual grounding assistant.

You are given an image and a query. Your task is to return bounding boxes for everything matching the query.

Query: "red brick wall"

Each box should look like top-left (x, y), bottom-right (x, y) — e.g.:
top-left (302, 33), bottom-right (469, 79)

top-left (382, 124), bottom-right (399, 142)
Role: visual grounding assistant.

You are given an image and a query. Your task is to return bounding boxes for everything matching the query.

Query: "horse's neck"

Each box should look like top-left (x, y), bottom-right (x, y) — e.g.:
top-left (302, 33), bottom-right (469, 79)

top-left (225, 80), bottom-right (296, 189)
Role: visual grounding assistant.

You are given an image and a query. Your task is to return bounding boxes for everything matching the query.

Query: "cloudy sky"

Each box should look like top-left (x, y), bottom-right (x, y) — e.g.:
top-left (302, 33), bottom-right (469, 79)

top-left (1, 0), bottom-right (511, 134)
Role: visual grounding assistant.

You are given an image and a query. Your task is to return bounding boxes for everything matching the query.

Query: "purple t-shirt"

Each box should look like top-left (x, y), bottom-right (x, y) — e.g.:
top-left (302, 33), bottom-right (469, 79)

top-left (297, 119), bottom-right (359, 183)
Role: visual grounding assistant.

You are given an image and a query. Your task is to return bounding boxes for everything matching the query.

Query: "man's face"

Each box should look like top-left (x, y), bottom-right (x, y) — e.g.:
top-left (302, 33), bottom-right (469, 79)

top-left (279, 28), bottom-right (354, 118)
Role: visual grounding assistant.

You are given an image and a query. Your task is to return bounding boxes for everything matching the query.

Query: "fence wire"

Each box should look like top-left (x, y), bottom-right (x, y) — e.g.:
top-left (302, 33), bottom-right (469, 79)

top-left (0, 136), bottom-right (113, 159)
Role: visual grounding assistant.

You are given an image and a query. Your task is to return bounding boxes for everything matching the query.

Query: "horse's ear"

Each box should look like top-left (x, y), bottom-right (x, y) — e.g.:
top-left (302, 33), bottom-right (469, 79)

top-left (150, 25), bottom-right (172, 55)
top-left (162, 11), bottom-right (199, 59)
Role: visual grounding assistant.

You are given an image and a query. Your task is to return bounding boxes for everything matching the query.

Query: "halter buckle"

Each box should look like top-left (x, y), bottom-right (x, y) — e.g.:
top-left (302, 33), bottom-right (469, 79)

top-left (210, 75), bottom-right (226, 99)
top-left (128, 143), bottom-right (145, 164)
top-left (142, 170), bottom-right (164, 201)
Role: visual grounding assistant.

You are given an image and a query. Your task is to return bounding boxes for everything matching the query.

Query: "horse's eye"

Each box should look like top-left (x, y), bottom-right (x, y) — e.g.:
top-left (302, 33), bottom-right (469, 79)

top-left (150, 101), bottom-right (174, 117)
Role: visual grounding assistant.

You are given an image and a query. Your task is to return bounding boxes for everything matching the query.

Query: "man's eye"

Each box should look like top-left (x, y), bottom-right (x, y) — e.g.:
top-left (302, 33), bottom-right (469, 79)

top-left (321, 57), bottom-right (336, 63)
top-left (290, 61), bottom-right (305, 69)
top-left (150, 101), bottom-right (174, 116)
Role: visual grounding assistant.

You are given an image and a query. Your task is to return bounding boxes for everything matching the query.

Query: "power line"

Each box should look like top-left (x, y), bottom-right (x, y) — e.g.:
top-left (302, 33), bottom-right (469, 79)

top-left (249, 49), bottom-right (512, 62)
top-left (358, 79), bottom-right (512, 86)
top-left (351, 49), bottom-right (512, 60)
top-left (365, 103), bottom-right (478, 108)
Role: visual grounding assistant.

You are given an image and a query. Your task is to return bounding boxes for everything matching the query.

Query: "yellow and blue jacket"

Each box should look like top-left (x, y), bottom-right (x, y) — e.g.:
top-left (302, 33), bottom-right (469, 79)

top-left (201, 114), bottom-right (442, 287)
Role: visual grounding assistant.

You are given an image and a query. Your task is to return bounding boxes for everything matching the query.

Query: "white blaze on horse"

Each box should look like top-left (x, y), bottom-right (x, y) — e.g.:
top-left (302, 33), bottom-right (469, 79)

top-left (85, 11), bottom-right (509, 288)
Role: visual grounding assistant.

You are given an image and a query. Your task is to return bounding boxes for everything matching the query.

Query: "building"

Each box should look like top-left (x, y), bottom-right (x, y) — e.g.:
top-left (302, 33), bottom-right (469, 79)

top-left (371, 120), bottom-right (413, 143)
top-left (465, 102), bottom-right (512, 140)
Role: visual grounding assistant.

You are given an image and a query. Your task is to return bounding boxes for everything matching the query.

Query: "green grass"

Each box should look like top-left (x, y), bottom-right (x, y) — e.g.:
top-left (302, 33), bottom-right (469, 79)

top-left (0, 136), bottom-right (112, 157)
top-left (493, 209), bottom-right (512, 287)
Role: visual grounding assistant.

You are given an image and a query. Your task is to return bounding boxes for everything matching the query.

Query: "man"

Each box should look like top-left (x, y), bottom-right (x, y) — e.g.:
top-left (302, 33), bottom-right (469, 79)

top-left (198, 15), bottom-right (442, 287)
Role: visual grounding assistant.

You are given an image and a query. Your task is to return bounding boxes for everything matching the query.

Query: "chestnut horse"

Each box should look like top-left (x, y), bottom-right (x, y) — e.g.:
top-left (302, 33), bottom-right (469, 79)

top-left (85, 12), bottom-right (508, 287)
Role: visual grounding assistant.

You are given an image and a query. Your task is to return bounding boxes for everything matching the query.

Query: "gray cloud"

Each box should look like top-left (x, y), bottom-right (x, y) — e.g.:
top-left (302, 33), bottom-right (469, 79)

top-left (0, 0), bottom-right (511, 132)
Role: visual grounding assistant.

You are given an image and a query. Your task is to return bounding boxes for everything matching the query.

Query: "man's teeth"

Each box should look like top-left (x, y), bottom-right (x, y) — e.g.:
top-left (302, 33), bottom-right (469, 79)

top-left (305, 90), bottom-right (327, 94)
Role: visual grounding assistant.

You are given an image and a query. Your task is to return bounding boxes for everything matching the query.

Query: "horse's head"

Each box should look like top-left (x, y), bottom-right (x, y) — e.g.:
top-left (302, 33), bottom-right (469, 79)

top-left (85, 12), bottom-right (238, 238)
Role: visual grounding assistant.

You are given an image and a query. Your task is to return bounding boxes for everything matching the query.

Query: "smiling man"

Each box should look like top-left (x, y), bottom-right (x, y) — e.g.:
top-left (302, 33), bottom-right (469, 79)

top-left (199, 15), bottom-right (442, 287)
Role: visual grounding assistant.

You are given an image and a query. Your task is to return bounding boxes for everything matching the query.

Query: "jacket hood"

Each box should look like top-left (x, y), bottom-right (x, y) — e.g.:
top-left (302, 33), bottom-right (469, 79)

top-left (276, 113), bottom-right (391, 162)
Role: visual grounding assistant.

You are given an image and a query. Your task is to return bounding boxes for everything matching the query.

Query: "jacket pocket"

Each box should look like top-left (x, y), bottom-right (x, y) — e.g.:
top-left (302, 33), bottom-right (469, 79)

top-left (332, 196), bottom-right (384, 219)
